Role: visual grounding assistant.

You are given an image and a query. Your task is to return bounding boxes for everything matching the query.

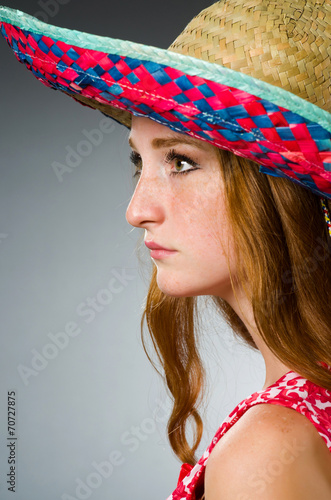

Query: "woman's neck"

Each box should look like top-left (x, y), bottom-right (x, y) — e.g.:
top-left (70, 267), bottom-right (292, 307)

top-left (224, 286), bottom-right (294, 391)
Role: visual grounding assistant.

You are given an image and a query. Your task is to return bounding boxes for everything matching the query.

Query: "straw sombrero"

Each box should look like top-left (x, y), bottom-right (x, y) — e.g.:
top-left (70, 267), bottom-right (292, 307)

top-left (0, 0), bottom-right (331, 202)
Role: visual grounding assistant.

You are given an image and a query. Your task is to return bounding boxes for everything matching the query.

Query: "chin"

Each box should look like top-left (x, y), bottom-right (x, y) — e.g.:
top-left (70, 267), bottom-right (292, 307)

top-left (156, 278), bottom-right (206, 298)
top-left (156, 272), bottom-right (233, 299)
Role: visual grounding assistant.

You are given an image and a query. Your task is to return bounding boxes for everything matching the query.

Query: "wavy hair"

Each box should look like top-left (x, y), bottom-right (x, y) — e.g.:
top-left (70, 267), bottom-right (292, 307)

top-left (137, 147), bottom-right (331, 465)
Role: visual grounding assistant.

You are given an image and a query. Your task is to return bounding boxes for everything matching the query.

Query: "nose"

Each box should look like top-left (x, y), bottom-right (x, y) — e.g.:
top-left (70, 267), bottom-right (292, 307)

top-left (125, 170), bottom-right (164, 228)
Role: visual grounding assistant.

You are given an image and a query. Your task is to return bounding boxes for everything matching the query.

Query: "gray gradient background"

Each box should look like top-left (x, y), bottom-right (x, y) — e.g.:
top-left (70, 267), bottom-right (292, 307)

top-left (0, 1), bottom-right (265, 499)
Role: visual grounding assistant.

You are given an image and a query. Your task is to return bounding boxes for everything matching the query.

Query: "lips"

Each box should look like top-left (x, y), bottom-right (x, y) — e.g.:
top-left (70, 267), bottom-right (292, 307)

top-left (144, 240), bottom-right (174, 251)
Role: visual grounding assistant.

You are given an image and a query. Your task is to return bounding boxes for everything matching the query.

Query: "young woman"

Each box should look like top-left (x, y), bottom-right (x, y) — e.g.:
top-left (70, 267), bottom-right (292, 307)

top-left (128, 114), bottom-right (331, 499)
top-left (1, 0), bottom-right (330, 498)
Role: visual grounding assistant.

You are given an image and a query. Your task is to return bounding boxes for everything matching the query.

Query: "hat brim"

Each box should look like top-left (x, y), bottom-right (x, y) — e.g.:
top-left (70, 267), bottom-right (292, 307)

top-left (1, 6), bottom-right (331, 198)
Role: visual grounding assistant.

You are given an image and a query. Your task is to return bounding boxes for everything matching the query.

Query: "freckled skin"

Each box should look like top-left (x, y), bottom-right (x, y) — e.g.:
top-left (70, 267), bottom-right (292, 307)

top-left (126, 115), bottom-right (237, 301)
top-left (126, 115), bottom-right (295, 389)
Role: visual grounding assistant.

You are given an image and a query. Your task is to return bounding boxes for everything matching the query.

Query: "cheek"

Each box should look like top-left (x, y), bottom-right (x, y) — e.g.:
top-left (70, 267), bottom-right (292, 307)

top-left (187, 185), bottom-right (229, 239)
top-left (172, 193), bottom-right (230, 260)
top-left (173, 177), bottom-right (224, 217)
top-left (169, 172), bottom-right (230, 237)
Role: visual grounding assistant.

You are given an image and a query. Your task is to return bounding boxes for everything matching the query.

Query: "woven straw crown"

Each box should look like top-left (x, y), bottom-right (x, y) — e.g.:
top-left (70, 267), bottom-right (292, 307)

top-left (81, 0), bottom-right (330, 127)
top-left (169, 0), bottom-right (331, 110)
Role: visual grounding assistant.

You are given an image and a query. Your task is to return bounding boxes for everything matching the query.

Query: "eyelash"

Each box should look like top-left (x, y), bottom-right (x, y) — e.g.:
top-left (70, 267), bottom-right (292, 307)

top-left (129, 148), bottom-right (199, 178)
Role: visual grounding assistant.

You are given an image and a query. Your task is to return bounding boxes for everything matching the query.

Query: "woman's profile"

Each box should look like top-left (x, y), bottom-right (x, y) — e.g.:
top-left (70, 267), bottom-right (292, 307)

top-left (1, 0), bottom-right (331, 498)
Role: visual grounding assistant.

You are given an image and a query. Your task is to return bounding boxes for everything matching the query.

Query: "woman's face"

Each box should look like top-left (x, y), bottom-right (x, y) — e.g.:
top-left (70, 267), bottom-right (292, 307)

top-left (126, 115), bottom-right (237, 300)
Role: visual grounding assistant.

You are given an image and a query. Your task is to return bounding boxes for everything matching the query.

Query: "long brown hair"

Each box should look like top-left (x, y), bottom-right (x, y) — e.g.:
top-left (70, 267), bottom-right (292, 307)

top-left (138, 147), bottom-right (331, 465)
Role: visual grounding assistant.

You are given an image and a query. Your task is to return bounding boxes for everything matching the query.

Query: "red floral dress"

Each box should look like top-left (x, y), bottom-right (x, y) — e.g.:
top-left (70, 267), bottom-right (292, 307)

top-left (167, 362), bottom-right (331, 500)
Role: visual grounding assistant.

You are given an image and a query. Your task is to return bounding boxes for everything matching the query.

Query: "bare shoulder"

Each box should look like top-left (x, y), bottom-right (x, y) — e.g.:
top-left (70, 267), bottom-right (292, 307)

top-left (204, 403), bottom-right (331, 500)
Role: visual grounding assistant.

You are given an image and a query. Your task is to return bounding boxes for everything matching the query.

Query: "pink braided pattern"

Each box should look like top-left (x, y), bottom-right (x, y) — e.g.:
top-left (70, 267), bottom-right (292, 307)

top-left (168, 365), bottom-right (331, 499)
top-left (1, 21), bottom-right (331, 200)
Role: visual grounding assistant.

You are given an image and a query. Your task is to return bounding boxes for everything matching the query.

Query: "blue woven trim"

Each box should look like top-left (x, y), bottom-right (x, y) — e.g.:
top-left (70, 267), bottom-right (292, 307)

top-left (1, 5), bottom-right (331, 134)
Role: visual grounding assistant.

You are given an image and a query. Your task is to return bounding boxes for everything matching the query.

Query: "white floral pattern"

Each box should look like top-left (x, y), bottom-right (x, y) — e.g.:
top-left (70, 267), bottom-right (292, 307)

top-left (167, 364), bottom-right (331, 500)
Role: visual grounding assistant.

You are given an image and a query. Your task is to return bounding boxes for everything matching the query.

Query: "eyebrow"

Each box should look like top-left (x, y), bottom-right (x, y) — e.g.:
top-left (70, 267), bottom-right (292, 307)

top-left (128, 134), bottom-right (210, 152)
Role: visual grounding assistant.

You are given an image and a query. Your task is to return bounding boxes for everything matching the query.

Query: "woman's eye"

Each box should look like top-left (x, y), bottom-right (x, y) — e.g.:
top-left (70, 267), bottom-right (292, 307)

top-left (173, 158), bottom-right (192, 174)
top-left (165, 149), bottom-right (199, 176)
top-left (129, 151), bottom-right (142, 178)
top-left (129, 148), bottom-right (199, 178)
